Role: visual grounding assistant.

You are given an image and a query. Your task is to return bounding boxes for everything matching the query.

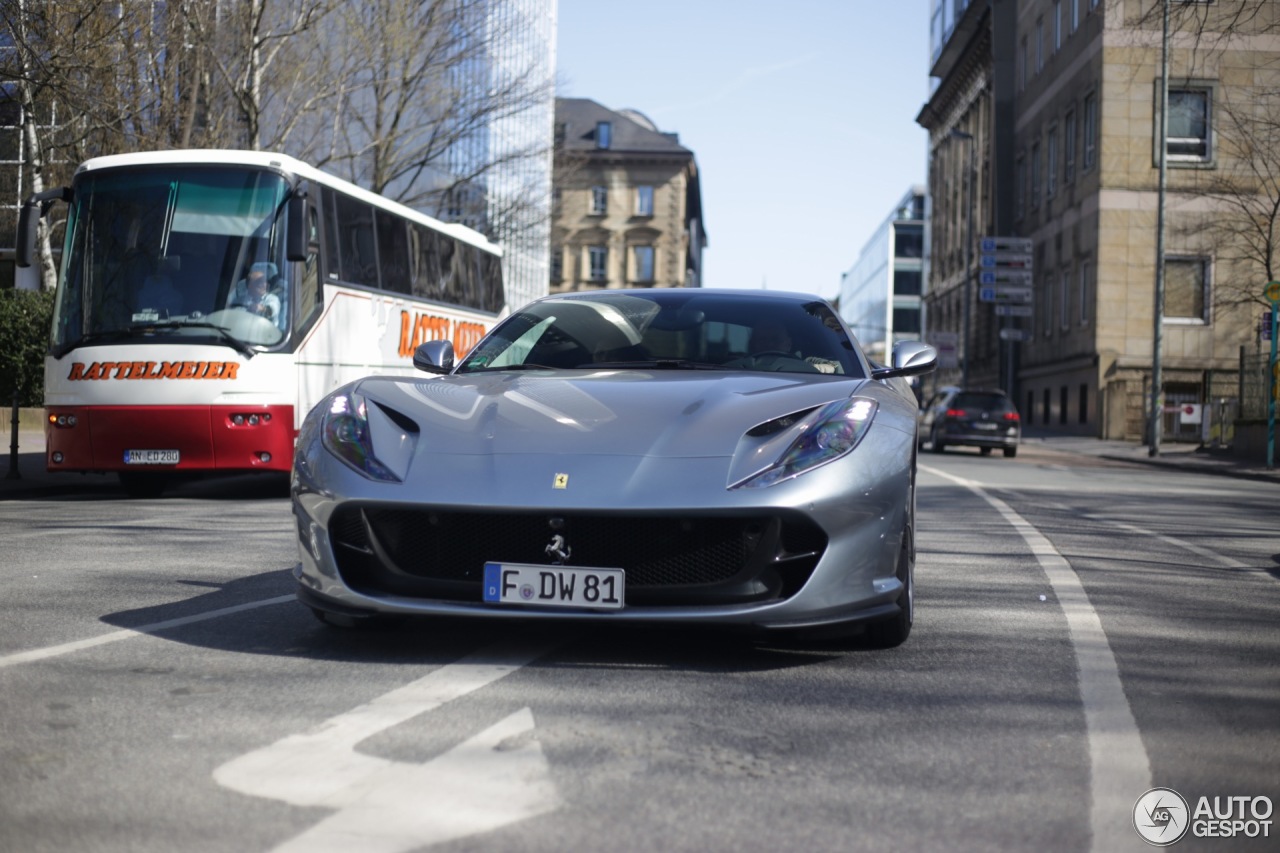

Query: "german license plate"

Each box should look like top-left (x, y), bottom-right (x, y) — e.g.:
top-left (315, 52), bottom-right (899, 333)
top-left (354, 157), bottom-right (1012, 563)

top-left (483, 562), bottom-right (624, 610)
top-left (124, 449), bottom-right (180, 465)
top-left (973, 422), bottom-right (998, 430)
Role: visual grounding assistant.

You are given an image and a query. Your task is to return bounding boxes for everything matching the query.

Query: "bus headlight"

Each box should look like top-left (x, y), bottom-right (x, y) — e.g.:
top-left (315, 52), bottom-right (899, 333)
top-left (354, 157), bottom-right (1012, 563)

top-left (320, 390), bottom-right (400, 482)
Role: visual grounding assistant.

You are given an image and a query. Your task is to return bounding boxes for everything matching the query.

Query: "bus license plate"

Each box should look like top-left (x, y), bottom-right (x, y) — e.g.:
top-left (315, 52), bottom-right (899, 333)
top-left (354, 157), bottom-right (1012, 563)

top-left (124, 449), bottom-right (180, 465)
top-left (483, 562), bottom-right (624, 610)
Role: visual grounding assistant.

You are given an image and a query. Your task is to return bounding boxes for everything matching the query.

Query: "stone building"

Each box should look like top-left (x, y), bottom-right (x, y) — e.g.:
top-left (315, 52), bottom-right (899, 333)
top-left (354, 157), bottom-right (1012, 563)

top-left (550, 98), bottom-right (706, 292)
top-left (918, 0), bottom-right (1276, 444)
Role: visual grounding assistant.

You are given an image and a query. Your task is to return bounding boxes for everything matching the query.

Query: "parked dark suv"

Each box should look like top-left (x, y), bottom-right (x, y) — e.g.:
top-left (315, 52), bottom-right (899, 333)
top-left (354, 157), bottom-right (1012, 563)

top-left (919, 387), bottom-right (1021, 457)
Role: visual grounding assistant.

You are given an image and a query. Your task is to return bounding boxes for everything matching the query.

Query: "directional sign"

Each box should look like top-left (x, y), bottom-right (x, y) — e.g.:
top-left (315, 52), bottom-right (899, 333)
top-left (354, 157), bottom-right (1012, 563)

top-left (995, 304), bottom-right (1035, 317)
top-left (980, 285), bottom-right (1033, 303)
top-left (999, 328), bottom-right (1030, 342)
top-left (980, 236), bottom-right (1033, 254)
top-left (979, 253), bottom-right (1033, 269)
top-left (980, 269), bottom-right (1034, 286)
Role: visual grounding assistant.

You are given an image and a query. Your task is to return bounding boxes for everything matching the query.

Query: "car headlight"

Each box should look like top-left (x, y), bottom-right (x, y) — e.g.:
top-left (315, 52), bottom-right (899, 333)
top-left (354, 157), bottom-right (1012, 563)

top-left (734, 397), bottom-right (878, 489)
top-left (321, 390), bottom-right (400, 482)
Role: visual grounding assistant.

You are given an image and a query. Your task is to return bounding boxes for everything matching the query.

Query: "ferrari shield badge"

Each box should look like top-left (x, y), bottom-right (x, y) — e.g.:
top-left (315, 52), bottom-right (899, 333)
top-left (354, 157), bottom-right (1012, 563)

top-left (553, 473), bottom-right (569, 489)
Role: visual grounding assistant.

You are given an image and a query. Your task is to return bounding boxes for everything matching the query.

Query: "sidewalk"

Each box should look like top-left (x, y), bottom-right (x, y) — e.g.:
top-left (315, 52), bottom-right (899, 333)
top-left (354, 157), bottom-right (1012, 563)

top-left (1, 428), bottom-right (117, 497)
top-left (1018, 428), bottom-right (1280, 484)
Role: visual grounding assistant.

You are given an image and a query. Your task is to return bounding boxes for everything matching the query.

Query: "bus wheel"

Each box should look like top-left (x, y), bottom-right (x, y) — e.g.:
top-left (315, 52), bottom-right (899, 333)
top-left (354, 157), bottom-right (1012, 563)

top-left (118, 472), bottom-right (169, 498)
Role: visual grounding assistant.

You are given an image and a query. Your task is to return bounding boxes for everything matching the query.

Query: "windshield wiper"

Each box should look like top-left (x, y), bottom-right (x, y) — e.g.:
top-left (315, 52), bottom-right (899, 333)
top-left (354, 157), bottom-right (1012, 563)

top-left (129, 320), bottom-right (257, 358)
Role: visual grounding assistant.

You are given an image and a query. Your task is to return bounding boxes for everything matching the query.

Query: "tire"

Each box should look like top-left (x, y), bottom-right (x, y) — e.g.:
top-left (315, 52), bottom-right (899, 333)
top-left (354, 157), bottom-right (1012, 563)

top-left (980, 446), bottom-right (992, 456)
top-left (930, 426), bottom-right (945, 453)
top-left (865, 526), bottom-right (914, 649)
top-left (1003, 446), bottom-right (1018, 458)
top-left (118, 472), bottom-right (169, 498)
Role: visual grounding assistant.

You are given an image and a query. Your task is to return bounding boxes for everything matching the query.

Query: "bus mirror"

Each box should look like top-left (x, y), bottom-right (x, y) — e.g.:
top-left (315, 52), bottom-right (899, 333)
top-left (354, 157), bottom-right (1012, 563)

top-left (287, 187), bottom-right (319, 262)
top-left (16, 186), bottom-right (71, 268)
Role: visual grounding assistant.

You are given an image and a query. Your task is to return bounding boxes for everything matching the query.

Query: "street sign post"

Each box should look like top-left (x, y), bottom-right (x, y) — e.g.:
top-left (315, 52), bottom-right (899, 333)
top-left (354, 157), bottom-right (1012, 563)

top-left (995, 305), bottom-right (1035, 317)
top-left (979, 285), bottom-right (1033, 303)
top-left (1266, 282), bottom-right (1279, 470)
top-left (979, 237), bottom-right (1032, 254)
top-left (998, 328), bottom-right (1030, 342)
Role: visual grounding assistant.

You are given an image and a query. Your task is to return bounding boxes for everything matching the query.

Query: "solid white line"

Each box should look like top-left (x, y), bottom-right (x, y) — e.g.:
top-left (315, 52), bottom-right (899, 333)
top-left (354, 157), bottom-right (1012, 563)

top-left (0, 595), bottom-right (295, 669)
top-left (921, 465), bottom-right (1150, 853)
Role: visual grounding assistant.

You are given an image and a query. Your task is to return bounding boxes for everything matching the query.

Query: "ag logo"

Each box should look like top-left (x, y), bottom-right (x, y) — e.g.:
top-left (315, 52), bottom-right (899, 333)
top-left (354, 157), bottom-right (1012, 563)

top-left (1134, 787), bottom-right (1190, 846)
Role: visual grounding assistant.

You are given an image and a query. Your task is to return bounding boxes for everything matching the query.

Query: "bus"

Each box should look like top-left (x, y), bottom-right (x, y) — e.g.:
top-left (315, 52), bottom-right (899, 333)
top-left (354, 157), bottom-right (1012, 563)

top-left (17, 149), bottom-right (504, 496)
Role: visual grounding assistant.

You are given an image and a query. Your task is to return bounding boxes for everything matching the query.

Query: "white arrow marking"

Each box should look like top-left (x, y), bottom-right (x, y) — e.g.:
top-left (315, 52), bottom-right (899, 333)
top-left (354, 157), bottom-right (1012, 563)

top-left (214, 641), bottom-right (559, 851)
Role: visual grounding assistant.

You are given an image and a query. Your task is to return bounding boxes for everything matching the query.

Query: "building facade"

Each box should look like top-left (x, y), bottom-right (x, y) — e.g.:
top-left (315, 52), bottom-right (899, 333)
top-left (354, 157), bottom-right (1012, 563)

top-left (550, 98), bottom-right (705, 292)
top-left (839, 187), bottom-right (927, 364)
top-left (918, 0), bottom-right (1276, 444)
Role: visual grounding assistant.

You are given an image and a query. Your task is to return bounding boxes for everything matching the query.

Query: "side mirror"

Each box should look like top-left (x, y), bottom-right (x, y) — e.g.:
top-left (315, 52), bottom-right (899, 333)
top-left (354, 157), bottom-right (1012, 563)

top-left (16, 186), bottom-right (72, 268)
top-left (286, 184), bottom-right (319, 262)
top-left (413, 339), bottom-right (455, 374)
top-left (871, 341), bottom-right (937, 380)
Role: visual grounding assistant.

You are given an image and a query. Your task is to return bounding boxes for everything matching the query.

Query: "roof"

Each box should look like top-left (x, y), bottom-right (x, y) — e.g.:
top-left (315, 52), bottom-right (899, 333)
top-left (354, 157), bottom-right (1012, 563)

top-left (555, 98), bottom-right (692, 157)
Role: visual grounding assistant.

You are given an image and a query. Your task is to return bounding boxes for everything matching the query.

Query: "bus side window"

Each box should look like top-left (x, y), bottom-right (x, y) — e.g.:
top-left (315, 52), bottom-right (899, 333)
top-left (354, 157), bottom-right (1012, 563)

top-left (295, 205), bottom-right (321, 328)
top-left (323, 189), bottom-right (342, 282)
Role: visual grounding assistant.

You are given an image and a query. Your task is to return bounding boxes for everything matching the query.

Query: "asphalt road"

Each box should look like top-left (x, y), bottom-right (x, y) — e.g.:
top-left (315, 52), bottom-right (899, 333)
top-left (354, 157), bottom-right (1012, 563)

top-left (0, 445), bottom-right (1276, 853)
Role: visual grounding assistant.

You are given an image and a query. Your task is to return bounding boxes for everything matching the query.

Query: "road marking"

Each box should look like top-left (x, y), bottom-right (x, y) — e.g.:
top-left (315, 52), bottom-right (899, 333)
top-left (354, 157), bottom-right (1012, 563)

top-left (0, 595), bottom-right (295, 669)
top-left (921, 465), bottom-right (1150, 853)
top-left (215, 641), bottom-right (558, 852)
top-left (1089, 517), bottom-right (1253, 570)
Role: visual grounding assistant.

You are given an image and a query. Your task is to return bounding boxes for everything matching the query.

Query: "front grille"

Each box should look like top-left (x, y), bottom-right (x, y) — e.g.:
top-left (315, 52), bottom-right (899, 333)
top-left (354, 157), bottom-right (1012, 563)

top-left (329, 507), bottom-right (827, 607)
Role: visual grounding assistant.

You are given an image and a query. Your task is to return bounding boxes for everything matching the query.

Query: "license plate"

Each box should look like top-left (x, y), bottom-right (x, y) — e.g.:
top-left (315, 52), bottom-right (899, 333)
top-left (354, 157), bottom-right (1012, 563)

top-left (483, 562), bottom-right (624, 610)
top-left (973, 422), bottom-right (998, 430)
top-left (124, 449), bottom-right (180, 465)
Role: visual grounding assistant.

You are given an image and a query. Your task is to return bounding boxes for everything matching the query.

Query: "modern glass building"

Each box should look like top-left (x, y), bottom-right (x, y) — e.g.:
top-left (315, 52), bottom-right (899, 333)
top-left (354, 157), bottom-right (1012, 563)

top-left (839, 187), bottom-right (926, 364)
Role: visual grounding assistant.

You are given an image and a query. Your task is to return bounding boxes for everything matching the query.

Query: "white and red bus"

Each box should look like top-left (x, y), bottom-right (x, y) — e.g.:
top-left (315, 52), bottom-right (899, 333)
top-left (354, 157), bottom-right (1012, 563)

top-left (17, 149), bottom-right (503, 496)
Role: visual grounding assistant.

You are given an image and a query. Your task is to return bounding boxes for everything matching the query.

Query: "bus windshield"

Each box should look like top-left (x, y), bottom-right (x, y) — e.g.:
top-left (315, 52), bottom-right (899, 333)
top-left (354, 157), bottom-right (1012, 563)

top-left (51, 166), bottom-right (292, 355)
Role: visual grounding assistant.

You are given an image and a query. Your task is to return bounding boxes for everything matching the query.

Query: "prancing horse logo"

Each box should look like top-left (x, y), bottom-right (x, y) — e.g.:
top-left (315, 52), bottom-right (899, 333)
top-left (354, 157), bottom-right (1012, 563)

top-left (553, 473), bottom-right (569, 489)
top-left (545, 534), bottom-right (571, 565)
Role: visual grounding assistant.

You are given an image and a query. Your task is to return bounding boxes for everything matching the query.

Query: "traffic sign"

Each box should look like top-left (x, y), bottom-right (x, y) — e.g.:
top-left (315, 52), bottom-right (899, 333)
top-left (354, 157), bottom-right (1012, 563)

top-left (1265, 280), bottom-right (1280, 302)
top-left (980, 236), bottom-right (1032, 254)
top-left (979, 269), bottom-right (1033, 286)
top-left (979, 253), bottom-right (1033, 269)
top-left (995, 305), bottom-right (1034, 317)
top-left (979, 285), bottom-right (1033, 303)
top-left (998, 328), bottom-right (1030, 342)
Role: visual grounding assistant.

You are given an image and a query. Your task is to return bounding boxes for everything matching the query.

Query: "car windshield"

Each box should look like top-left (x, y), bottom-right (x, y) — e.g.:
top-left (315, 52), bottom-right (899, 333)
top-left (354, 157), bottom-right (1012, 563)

top-left (456, 292), bottom-right (867, 378)
top-left (50, 166), bottom-right (292, 354)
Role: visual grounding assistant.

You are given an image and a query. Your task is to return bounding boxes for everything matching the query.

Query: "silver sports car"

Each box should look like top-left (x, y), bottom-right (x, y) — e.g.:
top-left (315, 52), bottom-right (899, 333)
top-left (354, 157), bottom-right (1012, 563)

top-left (291, 289), bottom-right (936, 646)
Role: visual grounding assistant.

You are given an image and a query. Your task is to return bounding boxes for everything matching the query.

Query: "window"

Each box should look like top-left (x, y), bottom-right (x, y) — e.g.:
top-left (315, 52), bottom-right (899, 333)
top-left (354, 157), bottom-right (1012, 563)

top-left (893, 307), bottom-right (921, 335)
top-left (588, 246), bottom-right (608, 281)
top-left (1163, 256), bottom-right (1209, 322)
top-left (1053, 1), bottom-right (1061, 52)
top-left (894, 269), bottom-right (922, 295)
top-left (1083, 93), bottom-right (1098, 171)
top-left (1064, 110), bottom-right (1077, 183)
top-left (1060, 268), bottom-right (1070, 330)
top-left (596, 121), bottom-right (612, 149)
top-left (549, 248), bottom-right (562, 283)
top-left (591, 186), bottom-right (607, 215)
top-left (1071, 0), bottom-right (1080, 32)
top-left (1059, 387), bottom-right (1068, 425)
top-left (1031, 141), bottom-right (1041, 209)
top-left (1079, 383), bottom-right (1089, 424)
top-left (632, 246), bottom-right (655, 282)
top-left (1015, 154), bottom-right (1026, 221)
top-left (1079, 260), bottom-right (1091, 325)
top-left (1042, 388), bottom-right (1051, 425)
top-left (1044, 273), bottom-right (1054, 335)
top-left (375, 208), bottom-right (410, 294)
top-left (1047, 126), bottom-right (1058, 199)
top-left (1019, 36), bottom-right (1028, 91)
top-left (1036, 18), bottom-right (1044, 73)
top-left (894, 226), bottom-right (924, 258)
top-left (1166, 88), bottom-right (1211, 162)
top-left (635, 185), bottom-right (654, 217)
top-left (1027, 391), bottom-right (1036, 426)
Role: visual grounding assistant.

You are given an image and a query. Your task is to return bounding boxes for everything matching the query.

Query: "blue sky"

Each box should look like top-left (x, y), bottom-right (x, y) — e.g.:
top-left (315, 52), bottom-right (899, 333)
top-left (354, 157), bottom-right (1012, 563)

top-left (554, 0), bottom-right (932, 300)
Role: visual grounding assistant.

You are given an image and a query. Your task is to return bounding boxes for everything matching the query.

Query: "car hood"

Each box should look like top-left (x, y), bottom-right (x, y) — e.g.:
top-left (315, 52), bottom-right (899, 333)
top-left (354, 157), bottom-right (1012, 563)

top-left (359, 369), bottom-right (867, 460)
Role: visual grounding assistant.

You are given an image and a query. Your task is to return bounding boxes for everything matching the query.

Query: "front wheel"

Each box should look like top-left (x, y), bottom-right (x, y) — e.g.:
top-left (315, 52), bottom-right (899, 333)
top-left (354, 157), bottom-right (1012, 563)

top-left (930, 426), bottom-right (945, 453)
top-left (1003, 446), bottom-right (1018, 458)
top-left (865, 526), bottom-right (914, 649)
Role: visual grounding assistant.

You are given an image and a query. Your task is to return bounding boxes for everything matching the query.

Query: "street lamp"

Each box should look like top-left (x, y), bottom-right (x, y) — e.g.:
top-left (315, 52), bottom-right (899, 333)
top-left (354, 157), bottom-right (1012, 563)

top-left (951, 128), bottom-right (976, 389)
